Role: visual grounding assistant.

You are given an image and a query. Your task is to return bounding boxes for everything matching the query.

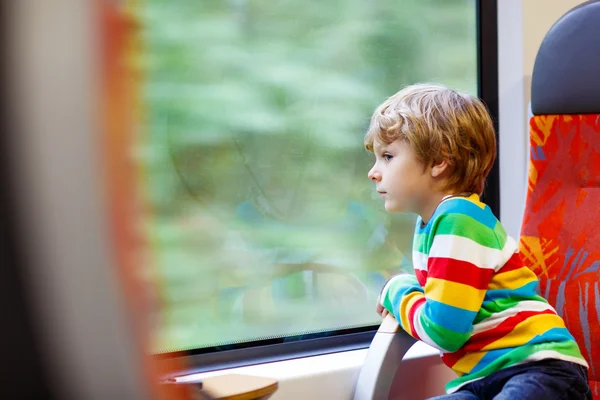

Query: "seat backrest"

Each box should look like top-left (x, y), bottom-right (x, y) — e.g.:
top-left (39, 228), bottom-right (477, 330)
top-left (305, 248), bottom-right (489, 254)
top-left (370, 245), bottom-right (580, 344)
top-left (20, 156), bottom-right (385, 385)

top-left (519, 1), bottom-right (600, 397)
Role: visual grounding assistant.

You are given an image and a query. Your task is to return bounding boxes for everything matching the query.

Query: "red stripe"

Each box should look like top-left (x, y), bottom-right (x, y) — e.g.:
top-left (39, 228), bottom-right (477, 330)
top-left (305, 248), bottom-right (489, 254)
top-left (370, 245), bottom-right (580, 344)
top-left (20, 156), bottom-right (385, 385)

top-left (441, 352), bottom-right (462, 368)
top-left (407, 297), bottom-right (426, 340)
top-left (427, 257), bottom-right (495, 290)
top-left (440, 309), bottom-right (556, 367)
top-left (415, 269), bottom-right (428, 286)
top-left (464, 309), bottom-right (556, 351)
top-left (496, 252), bottom-right (524, 274)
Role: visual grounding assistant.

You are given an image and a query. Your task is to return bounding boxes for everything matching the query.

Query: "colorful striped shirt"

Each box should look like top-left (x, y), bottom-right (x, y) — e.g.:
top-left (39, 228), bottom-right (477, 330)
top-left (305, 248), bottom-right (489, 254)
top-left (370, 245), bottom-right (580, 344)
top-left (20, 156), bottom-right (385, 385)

top-left (379, 194), bottom-right (588, 394)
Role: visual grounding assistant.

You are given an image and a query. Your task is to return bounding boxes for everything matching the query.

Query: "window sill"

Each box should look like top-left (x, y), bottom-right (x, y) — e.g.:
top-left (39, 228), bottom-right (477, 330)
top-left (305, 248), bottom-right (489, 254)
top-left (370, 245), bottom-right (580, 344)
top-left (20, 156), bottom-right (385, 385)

top-left (174, 342), bottom-right (445, 399)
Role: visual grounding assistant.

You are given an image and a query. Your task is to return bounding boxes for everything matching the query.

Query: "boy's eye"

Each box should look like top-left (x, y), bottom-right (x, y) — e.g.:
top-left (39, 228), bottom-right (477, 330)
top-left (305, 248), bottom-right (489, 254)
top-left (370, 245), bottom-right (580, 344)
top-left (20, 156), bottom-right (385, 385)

top-left (383, 153), bottom-right (393, 161)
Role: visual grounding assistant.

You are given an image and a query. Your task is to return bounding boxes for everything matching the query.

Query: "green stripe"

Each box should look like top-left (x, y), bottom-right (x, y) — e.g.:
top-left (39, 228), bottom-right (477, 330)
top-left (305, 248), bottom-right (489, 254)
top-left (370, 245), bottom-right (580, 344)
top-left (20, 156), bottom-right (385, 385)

top-left (419, 312), bottom-right (470, 352)
top-left (493, 221), bottom-right (507, 247)
top-left (547, 340), bottom-right (587, 359)
top-left (473, 295), bottom-right (549, 324)
top-left (446, 341), bottom-right (586, 392)
top-left (414, 213), bottom-right (502, 253)
top-left (413, 233), bottom-right (427, 253)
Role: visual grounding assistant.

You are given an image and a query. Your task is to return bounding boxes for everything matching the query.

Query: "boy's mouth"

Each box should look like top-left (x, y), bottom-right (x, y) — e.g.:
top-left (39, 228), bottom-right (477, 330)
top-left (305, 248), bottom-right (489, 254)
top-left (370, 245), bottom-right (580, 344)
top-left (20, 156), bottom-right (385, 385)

top-left (378, 191), bottom-right (387, 197)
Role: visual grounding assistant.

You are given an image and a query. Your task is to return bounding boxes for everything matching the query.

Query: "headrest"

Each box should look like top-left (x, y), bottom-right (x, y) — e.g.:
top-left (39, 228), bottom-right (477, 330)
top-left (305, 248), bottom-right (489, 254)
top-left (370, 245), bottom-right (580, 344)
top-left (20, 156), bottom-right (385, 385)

top-left (531, 0), bottom-right (600, 115)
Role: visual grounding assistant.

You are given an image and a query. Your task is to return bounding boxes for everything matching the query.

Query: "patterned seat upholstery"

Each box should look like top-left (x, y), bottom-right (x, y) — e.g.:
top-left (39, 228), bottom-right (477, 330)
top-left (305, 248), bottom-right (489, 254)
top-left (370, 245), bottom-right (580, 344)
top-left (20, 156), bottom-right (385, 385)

top-left (519, 1), bottom-right (600, 397)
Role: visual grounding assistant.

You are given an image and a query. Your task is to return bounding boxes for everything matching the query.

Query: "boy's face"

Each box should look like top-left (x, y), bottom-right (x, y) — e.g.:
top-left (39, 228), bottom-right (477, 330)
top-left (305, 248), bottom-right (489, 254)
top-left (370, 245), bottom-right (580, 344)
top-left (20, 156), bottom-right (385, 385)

top-left (368, 139), bottom-right (432, 214)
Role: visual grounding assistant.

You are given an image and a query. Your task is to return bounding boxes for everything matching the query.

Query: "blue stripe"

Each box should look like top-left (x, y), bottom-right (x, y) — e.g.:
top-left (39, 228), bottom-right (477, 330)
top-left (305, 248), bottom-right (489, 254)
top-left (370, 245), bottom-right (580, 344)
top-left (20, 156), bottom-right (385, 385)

top-left (390, 283), bottom-right (424, 332)
top-left (532, 327), bottom-right (577, 344)
top-left (469, 347), bottom-right (513, 374)
top-left (422, 298), bottom-right (477, 334)
top-left (484, 281), bottom-right (540, 303)
top-left (417, 198), bottom-right (496, 234)
top-left (537, 146), bottom-right (546, 161)
top-left (469, 327), bottom-right (576, 374)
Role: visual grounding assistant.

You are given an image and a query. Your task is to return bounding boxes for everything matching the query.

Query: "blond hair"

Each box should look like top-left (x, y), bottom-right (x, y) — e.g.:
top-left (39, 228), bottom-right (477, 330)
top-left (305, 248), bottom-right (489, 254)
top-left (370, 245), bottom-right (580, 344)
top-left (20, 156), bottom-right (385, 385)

top-left (364, 83), bottom-right (496, 195)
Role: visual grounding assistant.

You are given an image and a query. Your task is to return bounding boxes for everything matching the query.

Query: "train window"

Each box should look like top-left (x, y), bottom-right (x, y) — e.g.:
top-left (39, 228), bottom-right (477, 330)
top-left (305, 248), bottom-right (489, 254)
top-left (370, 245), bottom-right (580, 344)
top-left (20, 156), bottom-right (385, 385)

top-left (117, 0), bottom-right (484, 363)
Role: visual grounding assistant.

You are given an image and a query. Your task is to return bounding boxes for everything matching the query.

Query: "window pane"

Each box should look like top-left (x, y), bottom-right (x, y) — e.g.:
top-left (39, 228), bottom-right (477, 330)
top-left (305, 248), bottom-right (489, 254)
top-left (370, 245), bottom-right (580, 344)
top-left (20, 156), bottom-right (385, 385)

top-left (137, 0), bottom-right (477, 354)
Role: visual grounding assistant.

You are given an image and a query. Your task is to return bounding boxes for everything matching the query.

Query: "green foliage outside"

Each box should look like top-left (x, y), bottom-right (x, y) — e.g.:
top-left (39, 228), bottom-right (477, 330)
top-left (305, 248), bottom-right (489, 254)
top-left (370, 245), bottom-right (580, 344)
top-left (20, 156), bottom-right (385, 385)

top-left (135, 0), bottom-right (477, 353)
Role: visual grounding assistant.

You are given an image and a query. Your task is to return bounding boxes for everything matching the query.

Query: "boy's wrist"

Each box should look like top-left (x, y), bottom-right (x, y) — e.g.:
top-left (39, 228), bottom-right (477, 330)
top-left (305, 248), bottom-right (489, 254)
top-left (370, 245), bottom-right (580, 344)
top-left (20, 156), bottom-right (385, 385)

top-left (378, 275), bottom-right (397, 302)
top-left (378, 273), bottom-right (415, 308)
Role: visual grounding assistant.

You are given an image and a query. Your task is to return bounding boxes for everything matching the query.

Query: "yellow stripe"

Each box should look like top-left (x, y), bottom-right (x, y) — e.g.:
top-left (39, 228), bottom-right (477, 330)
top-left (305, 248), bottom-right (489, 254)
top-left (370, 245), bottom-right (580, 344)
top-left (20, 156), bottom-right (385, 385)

top-left (452, 351), bottom-right (488, 374)
top-left (425, 278), bottom-right (486, 312)
top-left (466, 194), bottom-right (486, 209)
top-left (488, 267), bottom-right (538, 290)
top-left (400, 291), bottom-right (424, 332)
top-left (452, 313), bottom-right (566, 374)
top-left (482, 313), bottom-right (566, 351)
top-left (445, 193), bottom-right (485, 209)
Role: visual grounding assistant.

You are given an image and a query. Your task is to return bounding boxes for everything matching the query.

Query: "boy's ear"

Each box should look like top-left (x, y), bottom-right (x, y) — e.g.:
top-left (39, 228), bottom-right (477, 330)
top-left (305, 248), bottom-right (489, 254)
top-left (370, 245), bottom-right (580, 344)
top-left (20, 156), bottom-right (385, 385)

top-left (430, 159), bottom-right (450, 178)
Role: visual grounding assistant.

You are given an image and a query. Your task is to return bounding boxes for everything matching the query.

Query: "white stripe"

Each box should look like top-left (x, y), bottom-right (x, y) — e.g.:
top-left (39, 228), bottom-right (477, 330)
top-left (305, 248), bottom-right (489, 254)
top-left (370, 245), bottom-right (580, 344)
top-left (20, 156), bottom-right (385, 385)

top-left (412, 250), bottom-right (427, 271)
top-left (411, 305), bottom-right (446, 351)
top-left (427, 234), bottom-right (518, 271)
top-left (515, 350), bottom-right (589, 369)
top-left (499, 236), bottom-right (520, 271)
top-left (414, 234), bottom-right (520, 273)
top-left (428, 234), bottom-right (500, 269)
top-left (472, 301), bottom-right (557, 334)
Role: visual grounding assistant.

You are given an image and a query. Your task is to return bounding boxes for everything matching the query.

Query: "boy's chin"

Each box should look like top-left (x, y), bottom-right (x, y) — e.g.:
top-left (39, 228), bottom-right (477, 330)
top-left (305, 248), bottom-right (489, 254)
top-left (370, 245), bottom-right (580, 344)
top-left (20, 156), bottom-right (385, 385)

top-left (384, 199), bottom-right (417, 215)
top-left (384, 200), bottom-right (406, 214)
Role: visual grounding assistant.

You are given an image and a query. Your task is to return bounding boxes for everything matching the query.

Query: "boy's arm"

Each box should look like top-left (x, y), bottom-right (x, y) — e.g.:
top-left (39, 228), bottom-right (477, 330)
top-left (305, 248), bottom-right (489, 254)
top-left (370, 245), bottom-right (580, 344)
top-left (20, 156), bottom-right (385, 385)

top-left (379, 214), bottom-right (497, 352)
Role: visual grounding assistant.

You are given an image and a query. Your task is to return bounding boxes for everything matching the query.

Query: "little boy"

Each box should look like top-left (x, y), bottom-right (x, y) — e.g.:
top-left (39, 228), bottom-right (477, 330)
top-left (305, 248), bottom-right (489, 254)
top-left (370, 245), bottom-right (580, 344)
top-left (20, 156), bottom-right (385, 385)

top-left (366, 84), bottom-right (591, 399)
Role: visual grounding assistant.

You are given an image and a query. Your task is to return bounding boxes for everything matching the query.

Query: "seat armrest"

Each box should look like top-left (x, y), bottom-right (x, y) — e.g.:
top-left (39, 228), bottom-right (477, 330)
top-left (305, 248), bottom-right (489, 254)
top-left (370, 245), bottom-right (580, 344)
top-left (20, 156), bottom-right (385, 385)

top-left (353, 315), bottom-right (417, 400)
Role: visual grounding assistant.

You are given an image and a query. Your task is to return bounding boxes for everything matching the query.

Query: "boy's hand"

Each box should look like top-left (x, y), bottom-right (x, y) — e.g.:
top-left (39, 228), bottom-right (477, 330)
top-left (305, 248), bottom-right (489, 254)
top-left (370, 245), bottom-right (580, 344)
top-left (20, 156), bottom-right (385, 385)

top-left (376, 301), bottom-right (390, 319)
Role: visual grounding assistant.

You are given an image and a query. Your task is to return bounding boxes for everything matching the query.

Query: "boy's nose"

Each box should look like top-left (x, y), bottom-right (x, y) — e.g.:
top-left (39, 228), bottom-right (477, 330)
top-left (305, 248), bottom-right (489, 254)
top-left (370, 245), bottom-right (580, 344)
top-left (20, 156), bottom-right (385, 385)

top-left (368, 167), bottom-right (381, 182)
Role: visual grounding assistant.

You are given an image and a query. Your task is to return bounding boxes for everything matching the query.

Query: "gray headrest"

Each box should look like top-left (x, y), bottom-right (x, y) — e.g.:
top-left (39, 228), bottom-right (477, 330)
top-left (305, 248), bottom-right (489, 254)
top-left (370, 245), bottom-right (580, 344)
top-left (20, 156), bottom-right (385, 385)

top-left (531, 0), bottom-right (600, 115)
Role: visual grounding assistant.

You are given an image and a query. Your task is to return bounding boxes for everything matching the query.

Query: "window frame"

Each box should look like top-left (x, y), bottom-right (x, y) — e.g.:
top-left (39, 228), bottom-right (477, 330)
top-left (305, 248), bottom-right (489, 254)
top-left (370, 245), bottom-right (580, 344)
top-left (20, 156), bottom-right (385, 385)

top-left (155, 0), bottom-right (500, 377)
top-left (478, 0), bottom-right (500, 219)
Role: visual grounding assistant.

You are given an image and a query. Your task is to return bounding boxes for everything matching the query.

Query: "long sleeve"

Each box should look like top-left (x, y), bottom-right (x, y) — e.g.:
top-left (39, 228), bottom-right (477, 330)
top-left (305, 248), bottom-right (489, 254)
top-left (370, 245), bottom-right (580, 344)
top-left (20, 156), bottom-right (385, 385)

top-left (380, 212), bottom-right (500, 352)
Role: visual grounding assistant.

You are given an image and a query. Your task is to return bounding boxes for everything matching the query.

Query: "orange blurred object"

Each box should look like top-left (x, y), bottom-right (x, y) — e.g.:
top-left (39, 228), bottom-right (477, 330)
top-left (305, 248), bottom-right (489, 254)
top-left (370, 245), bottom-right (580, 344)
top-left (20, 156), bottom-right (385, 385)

top-left (99, 1), bottom-right (191, 398)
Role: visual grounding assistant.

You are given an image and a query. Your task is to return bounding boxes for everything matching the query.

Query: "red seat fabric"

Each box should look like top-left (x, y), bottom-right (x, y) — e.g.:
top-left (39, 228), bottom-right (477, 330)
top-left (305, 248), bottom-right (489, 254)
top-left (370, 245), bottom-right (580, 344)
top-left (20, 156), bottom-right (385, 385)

top-left (520, 114), bottom-right (600, 398)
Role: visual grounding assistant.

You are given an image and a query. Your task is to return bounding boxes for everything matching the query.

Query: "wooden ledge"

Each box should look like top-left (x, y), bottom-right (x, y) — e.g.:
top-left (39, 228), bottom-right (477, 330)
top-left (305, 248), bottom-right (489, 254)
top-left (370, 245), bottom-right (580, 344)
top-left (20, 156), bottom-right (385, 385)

top-left (201, 374), bottom-right (278, 400)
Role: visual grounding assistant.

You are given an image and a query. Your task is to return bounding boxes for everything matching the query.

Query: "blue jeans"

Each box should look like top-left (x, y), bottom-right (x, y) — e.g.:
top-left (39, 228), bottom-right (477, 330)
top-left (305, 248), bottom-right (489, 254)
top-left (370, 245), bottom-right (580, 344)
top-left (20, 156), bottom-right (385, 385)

top-left (430, 359), bottom-right (591, 400)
